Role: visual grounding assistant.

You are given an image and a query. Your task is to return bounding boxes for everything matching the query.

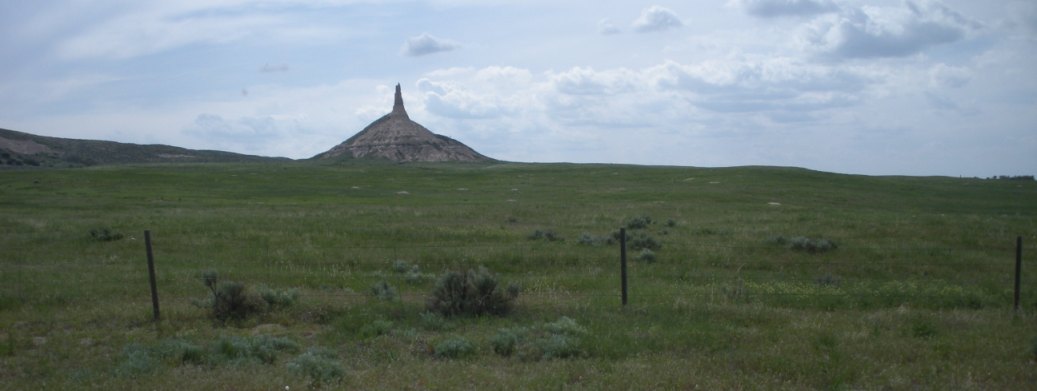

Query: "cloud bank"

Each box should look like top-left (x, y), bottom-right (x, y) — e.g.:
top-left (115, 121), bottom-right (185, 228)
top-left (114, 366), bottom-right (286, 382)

top-left (632, 6), bottom-right (683, 32)
top-left (731, 0), bottom-right (838, 18)
top-left (401, 33), bottom-right (460, 57)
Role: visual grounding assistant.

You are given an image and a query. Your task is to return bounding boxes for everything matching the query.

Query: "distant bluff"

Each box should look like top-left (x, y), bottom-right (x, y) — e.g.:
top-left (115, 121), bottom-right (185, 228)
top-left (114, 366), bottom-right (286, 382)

top-left (313, 84), bottom-right (491, 162)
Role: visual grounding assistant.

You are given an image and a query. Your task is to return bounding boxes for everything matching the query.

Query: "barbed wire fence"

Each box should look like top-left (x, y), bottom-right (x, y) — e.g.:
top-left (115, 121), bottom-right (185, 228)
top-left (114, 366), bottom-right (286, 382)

top-left (0, 231), bottom-right (1032, 320)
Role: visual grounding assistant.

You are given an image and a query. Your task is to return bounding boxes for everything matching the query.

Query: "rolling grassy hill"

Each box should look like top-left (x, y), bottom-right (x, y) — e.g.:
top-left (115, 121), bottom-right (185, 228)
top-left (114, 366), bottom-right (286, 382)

top-left (1, 161), bottom-right (1035, 389)
top-left (0, 128), bottom-right (286, 168)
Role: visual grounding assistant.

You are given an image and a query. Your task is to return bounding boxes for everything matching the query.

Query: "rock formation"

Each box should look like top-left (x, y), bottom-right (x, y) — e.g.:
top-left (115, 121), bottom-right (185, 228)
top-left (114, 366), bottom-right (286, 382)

top-left (313, 84), bottom-right (491, 162)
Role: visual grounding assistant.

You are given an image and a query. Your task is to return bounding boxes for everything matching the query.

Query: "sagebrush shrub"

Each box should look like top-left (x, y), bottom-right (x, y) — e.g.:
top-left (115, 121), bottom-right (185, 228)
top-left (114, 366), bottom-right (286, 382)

top-left (491, 317), bottom-right (587, 361)
top-left (404, 266), bottom-right (429, 285)
top-left (578, 232), bottom-right (614, 246)
top-left (201, 271), bottom-right (268, 322)
top-left (359, 319), bottom-right (393, 339)
top-left (625, 215), bottom-right (653, 230)
top-left (370, 281), bottom-right (399, 301)
top-left (115, 344), bottom-right (157, 376)
top-left (528, 229), bottom-right (562, 242)
top-left (491, 328), bottom-right (522, 356)
top-left (153, 339), bottom-right (205, 365)
top-left (419, 311), bottom-right (452, 331)
top-left (772, 236), bottom-right (837, 253)
top-left (212, 281), bottom-right (268, 322)
top-left (433, 336), bottom-right (475, 359)
top-left (287, 348), bottom-right (344, 387)
top-left (257, 286), bottom-right (298, 308)
top-left (392, 260), bottom-right (411, 273)
top-left (636, 249), bottom-right (656, 263)
top-left (426, 267), bottom-right (519, 317)
top-left (90, 227), bottom-right (123, 242)
top-left (626, 231), bottom-right (661, 251)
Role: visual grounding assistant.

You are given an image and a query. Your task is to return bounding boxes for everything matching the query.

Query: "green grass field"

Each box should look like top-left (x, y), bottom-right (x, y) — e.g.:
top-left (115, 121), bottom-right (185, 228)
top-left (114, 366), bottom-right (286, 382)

top-left (1, 162), bottom-right (1035, 389)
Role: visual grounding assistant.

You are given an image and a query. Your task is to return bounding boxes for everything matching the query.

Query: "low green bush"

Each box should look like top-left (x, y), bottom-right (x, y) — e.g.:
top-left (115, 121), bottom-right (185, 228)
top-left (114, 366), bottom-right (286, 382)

top-left (370, 281), bottom-right (399, 301)
top-left (200, 271), bottom-right (270, 323)
top-left (625, 215), bottom-right (653, 230)
top-left (491, 328), bottom-right (521, 356)
top-left (153, 339), bottom-right (205, 365)
top-left (115, 344), bottom-right (157, 376)
top-left (626, 231), bottom-right (661, 251)
top-left (771, 236), bottom-right (838, 253)
top-left (426, 267), bottom-right (519, 317)
top-left (636, 249), bottom-right (656, 263)
top-left (257, 285), bottom-right (298, 308)
top-left (433, 336), bottom-right (475, 359)
top-left (492, 317), bottom-right (588, 361)
top-left (528, 229), bottom-right (562, 242)
top-left (577, 232), bottom-right (614, 246)
top-left (419, 311), bottom-right (452, 331)
top-left (116, 335), bottom-right (298, 378)
top-left (391, 259), bottom-right (411, 273)
top-left (359, 319), bottom-right (393, 339)
top-left (89, 227), bottom-right (123, 242)
top-left (287, 348), bottom-right (344, 388)
top-left (210, 335), bottom-right (298, 365)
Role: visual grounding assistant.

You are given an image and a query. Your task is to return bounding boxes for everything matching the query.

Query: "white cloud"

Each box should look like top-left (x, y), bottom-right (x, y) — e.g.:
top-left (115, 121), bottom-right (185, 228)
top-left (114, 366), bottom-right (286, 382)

top-left (550, 67), bottom-right (638, 95)
top-left (401, 33), bottom-right (460, 57)
top-left (260, 63), bottom-right (290, 73)
top-left (730, 0), bottom-right (838, 18)
top-left (52, 2), bottom-right (344, 61)
top-left (928, 63), bottom-right (970, 88)
top-left (598, 18), bottom-right (621, 35)
top-left (800, 1), bottom-right (980, 59)
top-left (632, 5), bottom-right (683, 33)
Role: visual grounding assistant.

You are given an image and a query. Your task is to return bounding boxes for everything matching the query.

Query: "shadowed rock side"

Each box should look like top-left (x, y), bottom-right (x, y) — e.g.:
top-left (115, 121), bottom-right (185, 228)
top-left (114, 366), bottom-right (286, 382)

top-left (314, 84), bottom-right (491, 162)
top-left (0, 127), bottom-right (284, 168)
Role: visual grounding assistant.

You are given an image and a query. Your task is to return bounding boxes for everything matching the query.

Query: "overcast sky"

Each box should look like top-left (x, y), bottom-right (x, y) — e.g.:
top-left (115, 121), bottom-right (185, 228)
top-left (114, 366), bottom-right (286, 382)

top-left (1, 0), bottom-right (1035, 176)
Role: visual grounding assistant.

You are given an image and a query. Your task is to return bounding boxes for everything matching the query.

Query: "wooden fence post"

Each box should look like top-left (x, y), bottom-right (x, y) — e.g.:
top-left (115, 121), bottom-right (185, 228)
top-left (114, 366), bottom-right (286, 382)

top-left (1015, 236), bottom-right (1022, 313)
top-left (145, 230), bottom-right (160, 321)
top-left (620, 228), bottom-right (628, 307)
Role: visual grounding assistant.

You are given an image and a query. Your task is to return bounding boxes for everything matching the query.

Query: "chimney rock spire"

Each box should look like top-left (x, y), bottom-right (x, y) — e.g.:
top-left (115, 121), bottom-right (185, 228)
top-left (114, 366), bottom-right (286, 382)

top-left (391, 83), bottom-right (408, 118)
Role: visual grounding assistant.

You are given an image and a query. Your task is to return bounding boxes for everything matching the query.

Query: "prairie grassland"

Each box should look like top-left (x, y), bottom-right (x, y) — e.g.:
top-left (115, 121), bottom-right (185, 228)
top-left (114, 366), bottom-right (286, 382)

top-left (1, 162), bottom-right (1035, 389)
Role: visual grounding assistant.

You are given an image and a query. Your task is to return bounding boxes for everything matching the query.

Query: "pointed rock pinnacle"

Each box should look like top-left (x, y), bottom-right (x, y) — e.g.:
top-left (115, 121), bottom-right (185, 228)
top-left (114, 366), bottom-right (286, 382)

top-left (312, 83), bottom-right (491, 162)
top-left (391, 83), bottom-right (408, 118)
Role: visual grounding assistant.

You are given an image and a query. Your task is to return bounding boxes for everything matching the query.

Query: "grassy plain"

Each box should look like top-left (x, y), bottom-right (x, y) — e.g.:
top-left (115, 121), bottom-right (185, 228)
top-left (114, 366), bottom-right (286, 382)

top-left (1, 161), bottom-right (1035, 389)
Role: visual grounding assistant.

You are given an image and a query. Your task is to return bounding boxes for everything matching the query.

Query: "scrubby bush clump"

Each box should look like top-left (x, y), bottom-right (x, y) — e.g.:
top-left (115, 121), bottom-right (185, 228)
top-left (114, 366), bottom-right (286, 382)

top-left (287, 347), bottom-right (345, 387)
top-left (199, 271), bottom-right (297, 323)
top-left (90, 227), bottom-right (123, 242)
top-left (116, 335), bottom-right (299, 377)
top-left (636, 249), bottom-right (656, 263)
top-left (370, 281), bottom-right (399, 301)
top-left (392, 260), bottom-right (430, 285)
top-left (433, 336), bottom-right (476, 359)
top-left (257, 285), bottom-right (299, 308)
top-left (619, 230), bottom-right (661, 251)
top-left (426, 267), bottom-right (520, 317)
top-left (528, 229), bottom-right (563, 242)
top-left (577, 232), bottom-right (615, 246)
top-left (492, 316), bottom-right (588, 361)
top-left (771, 236), bottom-right (838, 253)
top-left (625, 215), bottom-right (653, 229)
